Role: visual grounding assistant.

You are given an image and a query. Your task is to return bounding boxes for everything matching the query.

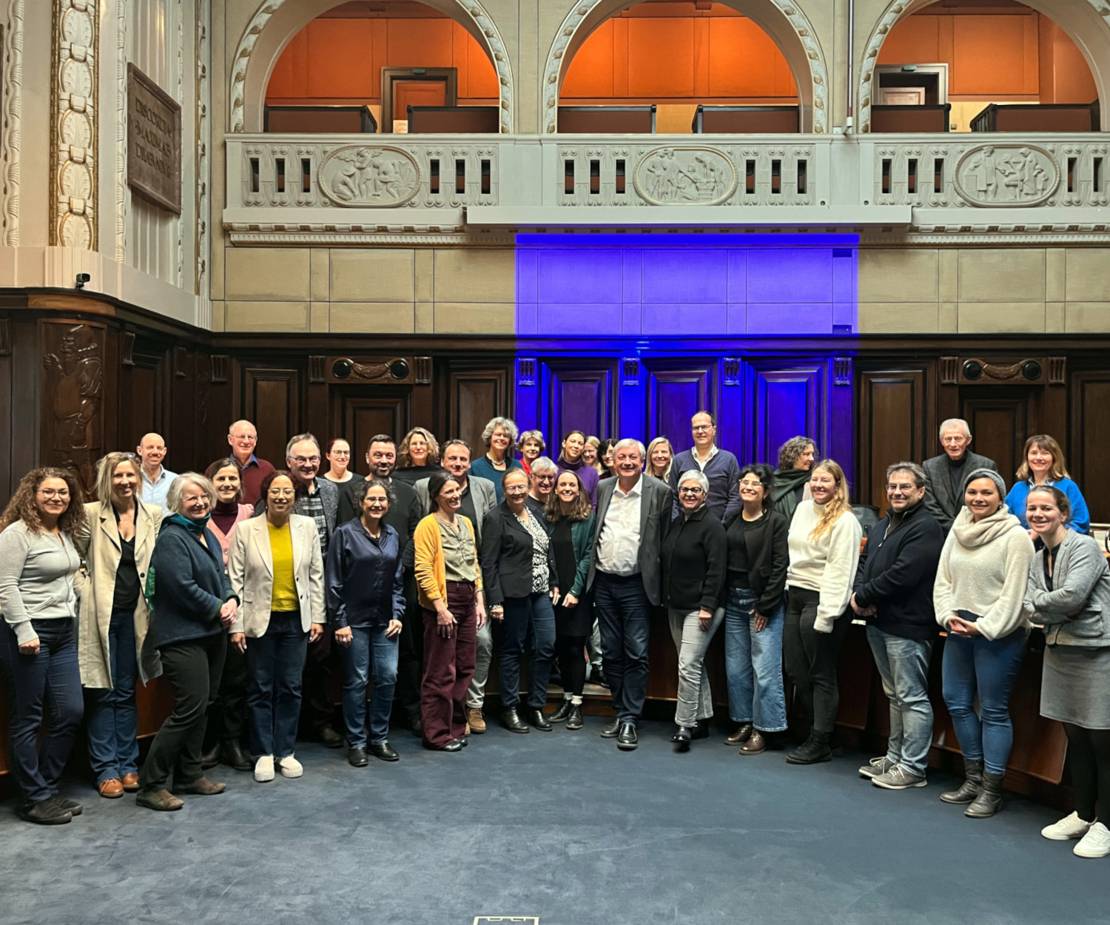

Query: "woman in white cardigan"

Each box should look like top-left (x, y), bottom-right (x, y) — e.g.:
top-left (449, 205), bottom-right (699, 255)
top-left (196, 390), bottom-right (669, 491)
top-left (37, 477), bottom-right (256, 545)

top-left (75, 452), bottom-right (163, 799)
top-left (783, 459), bottom-right (862, 765)
top-left (228, 470), bottom-right (325, 783)
top-left (934, 468), bottom-right (1034, 819)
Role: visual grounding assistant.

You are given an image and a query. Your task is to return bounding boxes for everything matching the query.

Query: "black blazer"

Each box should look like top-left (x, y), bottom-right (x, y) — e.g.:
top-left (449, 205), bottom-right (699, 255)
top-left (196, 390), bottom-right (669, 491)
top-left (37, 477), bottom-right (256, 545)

top-left (587, 474), bottom-right (673, 606)
top-left (723, 509), bottom-right (789, 614)
top-left (922, 451), bottom-right (997, 532)
top-left (480, 502), bottom-right (557, 605)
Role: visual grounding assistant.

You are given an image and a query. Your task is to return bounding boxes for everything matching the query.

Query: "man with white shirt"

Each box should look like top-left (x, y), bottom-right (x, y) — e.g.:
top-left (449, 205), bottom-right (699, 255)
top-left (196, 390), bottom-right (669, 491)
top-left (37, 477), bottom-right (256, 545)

top-left (668, 410), bottom-right (740, 522)
top-left (588, 438), bottom-right (672, 750)
top-left (136, 432), bottom-right (176, 509)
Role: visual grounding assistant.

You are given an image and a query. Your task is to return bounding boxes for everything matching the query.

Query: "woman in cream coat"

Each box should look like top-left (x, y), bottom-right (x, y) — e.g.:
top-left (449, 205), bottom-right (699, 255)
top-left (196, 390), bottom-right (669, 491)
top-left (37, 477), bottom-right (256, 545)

top-left (228, 470), bottom-right (325, 782)
top-left (76, 451), bottom-right (163, 799)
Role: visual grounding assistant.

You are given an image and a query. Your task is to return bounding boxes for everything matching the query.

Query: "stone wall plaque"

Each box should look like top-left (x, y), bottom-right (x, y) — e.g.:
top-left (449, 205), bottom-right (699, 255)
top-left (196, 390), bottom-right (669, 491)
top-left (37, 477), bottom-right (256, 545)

top-left (127, 63), bottom-right (181, 214)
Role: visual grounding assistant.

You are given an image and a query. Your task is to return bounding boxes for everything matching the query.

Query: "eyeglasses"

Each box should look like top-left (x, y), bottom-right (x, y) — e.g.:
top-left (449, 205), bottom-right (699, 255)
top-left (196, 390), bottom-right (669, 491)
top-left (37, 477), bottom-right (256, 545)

top-left (678, 486), bottom-right (704, 495)
top-left (691, 425), bottom-right (713, 432)
top-left (291, 456), bottom-right (320, 465)
top-left (37, 488), bottom-right (70, 498)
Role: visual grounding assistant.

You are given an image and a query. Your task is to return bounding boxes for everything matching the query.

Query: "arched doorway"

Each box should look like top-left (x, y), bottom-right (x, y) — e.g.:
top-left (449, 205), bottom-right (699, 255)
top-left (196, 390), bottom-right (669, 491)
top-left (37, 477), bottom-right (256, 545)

top-left (541, 0), bottom-right (829, 133)
top-left (859, 0), bottom-right (1110, 132)
top-left (230, 0), bottom-right (514, 133)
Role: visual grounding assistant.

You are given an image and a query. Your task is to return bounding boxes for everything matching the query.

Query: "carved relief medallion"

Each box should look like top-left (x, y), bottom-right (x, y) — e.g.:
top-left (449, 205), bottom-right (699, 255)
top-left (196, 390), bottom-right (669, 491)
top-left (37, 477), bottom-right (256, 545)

top-left (319, 146), bottom-right (420, 207)
top-left (633, 146), bottom-right (737, 205)
top-left (954, 144), bottom-right (1059, 207)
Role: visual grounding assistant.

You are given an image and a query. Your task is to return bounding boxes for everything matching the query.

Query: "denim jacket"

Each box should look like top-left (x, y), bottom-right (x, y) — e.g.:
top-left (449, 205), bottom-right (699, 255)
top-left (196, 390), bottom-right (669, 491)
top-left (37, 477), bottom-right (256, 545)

top-left (1025, 530), bottom-right (1110, 648)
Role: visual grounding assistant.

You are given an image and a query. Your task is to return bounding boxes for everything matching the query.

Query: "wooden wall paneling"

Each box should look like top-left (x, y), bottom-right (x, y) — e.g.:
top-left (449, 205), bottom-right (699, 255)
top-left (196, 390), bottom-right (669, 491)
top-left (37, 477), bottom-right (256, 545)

top-left (541, 358), bottom-right (617, 445)
top-left (835, 624), bottom-right (875, 730)
top-left (242, 365), bottom-right (302, 468)
top-left (201, 354), bottom-right (233, 464)
top-left (9, 320), bottom-right (38, 495)
top-left (444, 363), bottom-right (511, 455)
top-left (332, 388), bottom-right (411, 476)
top-left (644, 360), bottom-right (714, 452)
top-left (856, 366), bottom-right (932, 510)
top-left (958, 386), bottom-right (1035, 485)
top-left (119, 345), bottom-right (169, 458)
top-left (743, 359), bottom-right (825, 469)
top-left (1070, 370), bottom-right (1110, 522)
top-left (170, 347), bottom-right (198, 475)
top-left (1007, 644), bottom-right (1068, 783)
top-left (0, 318), bottom-right (12, 500)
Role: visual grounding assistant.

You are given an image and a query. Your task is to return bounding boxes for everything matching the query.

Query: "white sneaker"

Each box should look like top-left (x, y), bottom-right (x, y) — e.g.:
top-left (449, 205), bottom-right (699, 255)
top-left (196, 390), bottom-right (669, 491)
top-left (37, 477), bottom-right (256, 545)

top-left (1041, 811), bottom-right (1092, 841)
top-left (858, 756), bottom-right (895, 780)
top-left (278, 755), bottom-right (303, 779)
top-left (1073, 821), bottom-right (1110, 858)
top-left (872, 766), bottom-right (928, 790)
top-left (254, 754), bottom-right (275, 783)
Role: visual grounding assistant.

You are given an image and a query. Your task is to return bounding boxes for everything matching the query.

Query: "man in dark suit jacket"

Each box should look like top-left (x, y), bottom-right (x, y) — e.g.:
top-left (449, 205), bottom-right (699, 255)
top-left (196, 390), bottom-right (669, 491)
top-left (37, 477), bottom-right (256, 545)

top-left (588, 438), bottom-right (673, 750)
top-left (922, 418), bottom-right (998, 532)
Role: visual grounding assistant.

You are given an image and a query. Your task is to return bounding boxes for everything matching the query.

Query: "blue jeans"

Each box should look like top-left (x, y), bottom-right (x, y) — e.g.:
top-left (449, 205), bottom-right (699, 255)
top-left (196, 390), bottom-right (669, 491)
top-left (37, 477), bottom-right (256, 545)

top-left (2, 619), bottom-right (83, 803)
top-left (245, 612), bottom-right (308, 759)
top-left (594, 572), bottom-right (651, 724)
top-left (85, 608), bottom-right (141, 784)
top-left (500, 592), bottom-right (556, 710)
top-left (341, 624), bottom-right (399, 747)
top-left (724, 588), bottom-right (787, 733)
top-left (941, 629), bottom-right (1026, 775)
top-left (866, 626), bottom-right (933, 776)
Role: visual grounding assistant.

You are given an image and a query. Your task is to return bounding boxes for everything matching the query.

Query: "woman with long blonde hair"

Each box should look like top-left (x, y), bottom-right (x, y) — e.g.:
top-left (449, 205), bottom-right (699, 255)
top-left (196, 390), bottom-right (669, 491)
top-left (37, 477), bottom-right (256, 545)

top-left (646, 436), bottom-right (674, 483)
top-left (782, 459), bottom-right (861, 765)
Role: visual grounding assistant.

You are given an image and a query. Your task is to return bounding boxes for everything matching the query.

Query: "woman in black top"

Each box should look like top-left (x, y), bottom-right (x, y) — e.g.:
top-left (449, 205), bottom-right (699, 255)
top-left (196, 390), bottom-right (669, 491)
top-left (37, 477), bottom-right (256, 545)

top-left (545, 470), bottom-right (596, 730)
top-left (723, 464), bottom-right (790, 755)
top-left (662, 469), bottom-right (727, 751)
top-left (480, 468), bottom-right (558, 733)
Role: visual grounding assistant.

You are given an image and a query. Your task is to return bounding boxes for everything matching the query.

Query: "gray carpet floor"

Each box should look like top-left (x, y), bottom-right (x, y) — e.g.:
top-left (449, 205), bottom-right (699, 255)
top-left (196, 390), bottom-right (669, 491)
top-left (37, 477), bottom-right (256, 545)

top-left (0, 719), bottom-right (1105, 925)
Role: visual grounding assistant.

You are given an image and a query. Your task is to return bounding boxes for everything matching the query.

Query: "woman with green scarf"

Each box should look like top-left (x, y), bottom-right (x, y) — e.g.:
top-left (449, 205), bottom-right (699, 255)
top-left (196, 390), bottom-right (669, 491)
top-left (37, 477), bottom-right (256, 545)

top-left (772, 436), bottom-right (818, 524)
top-left (137, 472), bottom-right (239, 812)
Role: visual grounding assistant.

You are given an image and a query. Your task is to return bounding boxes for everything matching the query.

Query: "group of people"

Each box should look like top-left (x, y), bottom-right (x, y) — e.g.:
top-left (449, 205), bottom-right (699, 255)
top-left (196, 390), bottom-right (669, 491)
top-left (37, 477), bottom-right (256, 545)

top-left (1, 414), bottom-right (1107, 861)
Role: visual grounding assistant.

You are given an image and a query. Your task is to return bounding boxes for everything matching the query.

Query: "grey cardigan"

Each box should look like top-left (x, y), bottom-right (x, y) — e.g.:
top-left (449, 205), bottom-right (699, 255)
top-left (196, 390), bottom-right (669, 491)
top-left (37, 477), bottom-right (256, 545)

top-left (1025, 530), bottom-right (1110, 648)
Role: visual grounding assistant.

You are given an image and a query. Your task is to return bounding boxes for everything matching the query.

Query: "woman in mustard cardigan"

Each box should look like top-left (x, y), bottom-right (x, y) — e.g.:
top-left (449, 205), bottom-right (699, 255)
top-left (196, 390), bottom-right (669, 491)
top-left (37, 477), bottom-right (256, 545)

top-left (414, 471), bottom-right (487, 751)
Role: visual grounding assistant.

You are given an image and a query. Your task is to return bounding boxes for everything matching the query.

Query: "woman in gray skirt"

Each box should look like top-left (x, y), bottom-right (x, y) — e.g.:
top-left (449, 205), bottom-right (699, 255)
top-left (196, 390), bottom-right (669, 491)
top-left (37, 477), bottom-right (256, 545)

top-left (1025, 484), bottom-right (1110, 859)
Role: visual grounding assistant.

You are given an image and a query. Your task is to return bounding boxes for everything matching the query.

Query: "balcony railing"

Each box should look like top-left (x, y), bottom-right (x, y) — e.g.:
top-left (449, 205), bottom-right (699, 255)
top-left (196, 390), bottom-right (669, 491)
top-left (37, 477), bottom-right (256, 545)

top-left (224, 132), bottom-right (1110, 239)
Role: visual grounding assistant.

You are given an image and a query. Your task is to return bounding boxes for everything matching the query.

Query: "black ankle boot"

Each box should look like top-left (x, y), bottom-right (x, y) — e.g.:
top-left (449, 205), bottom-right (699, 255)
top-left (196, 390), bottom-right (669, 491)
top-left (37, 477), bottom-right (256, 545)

top-left (549, 700), bottom-right (574, 723)
top-left (501, 708), bottom-right (529, 734)
top-left (566, 704), bottom-right (583, 730)
top-left (785, 731), bottom-right (831, 765)
top-left (528, 708), bottom-right (553, 731)
top-left (965, 771), bottom-right (1004, 818)
top-left (940, 759), bottom-right (983, 804)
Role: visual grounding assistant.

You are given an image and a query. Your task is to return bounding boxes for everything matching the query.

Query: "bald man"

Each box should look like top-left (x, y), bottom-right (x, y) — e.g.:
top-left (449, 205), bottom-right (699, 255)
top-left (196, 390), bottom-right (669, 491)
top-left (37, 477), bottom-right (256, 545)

top-left (227, 419), bottom-right (275, 506)
top-left (136, 432), bottom-right (177, 509)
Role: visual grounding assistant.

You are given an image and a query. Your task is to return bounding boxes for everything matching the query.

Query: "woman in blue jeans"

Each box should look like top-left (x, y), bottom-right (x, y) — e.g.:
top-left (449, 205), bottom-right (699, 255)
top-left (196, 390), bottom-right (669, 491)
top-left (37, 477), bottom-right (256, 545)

top-left (326, 478), bottom-right (405, 767)
top-left (723, 464), bottom-right (789, 755)
top-left (933, 468), bottom-right (1035, 818)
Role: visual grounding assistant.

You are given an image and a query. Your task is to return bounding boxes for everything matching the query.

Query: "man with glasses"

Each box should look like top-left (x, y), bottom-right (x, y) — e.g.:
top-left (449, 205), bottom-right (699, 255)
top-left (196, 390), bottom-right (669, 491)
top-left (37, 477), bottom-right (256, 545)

top-left (668, 411), bottom-right (740, 522)
top-left (227, 419), bottom-right (274, 506)
top-left (922, 418), bottom-right (997, 533)
top-left (851, 462), bottom-right (944, 790)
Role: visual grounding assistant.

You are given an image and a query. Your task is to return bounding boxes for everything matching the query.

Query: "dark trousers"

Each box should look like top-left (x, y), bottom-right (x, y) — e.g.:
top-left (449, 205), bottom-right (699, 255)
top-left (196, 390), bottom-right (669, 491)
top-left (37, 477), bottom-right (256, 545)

top-left (142, 634), bottom-right (227, 790)
top-left (593, 571), bottom-right (651, 724)
top-left (246, 612), bottom-right (308, 759)
top-left (393, 572), bottom-right (423, 723)
top-left (1064, 724), bottom-right (1110, 823)
top-left (85, 608), bottom-right (140, 784)
top-left (420, 581), bottom-right (477, 748)
top-left (500, 592), bottom-right (556, 710)
top-left (2, 620), bottom-right (83, 803)
top-left (302, 631), bottom-right (340, 733)
top-left (783, 587), bottom-right (849, 737)
top-left (205, 639), bottom-right (247, 749)
top-left (555, 634), bottom-right (589, 697)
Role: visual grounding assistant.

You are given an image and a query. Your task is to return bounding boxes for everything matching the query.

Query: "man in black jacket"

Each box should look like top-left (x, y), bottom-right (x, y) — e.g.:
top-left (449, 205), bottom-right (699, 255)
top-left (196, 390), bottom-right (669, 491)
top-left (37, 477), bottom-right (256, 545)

top-left (851, 461), bottom-right (943, 791)
top-left (922, 418), bottom-right (997, 533)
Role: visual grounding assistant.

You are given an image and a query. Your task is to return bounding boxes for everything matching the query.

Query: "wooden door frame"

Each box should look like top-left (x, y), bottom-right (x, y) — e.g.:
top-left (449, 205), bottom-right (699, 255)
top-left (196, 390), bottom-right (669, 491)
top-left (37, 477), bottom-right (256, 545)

top-left (380, 67), bottom-right (457, 132)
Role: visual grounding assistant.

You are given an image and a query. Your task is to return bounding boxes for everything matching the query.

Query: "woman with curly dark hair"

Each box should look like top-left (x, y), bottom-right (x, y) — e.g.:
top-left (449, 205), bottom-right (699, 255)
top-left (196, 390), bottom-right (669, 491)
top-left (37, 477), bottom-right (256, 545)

top-left (772, 436), bottom-right (817, 524)
top-left (0, 467), bottom-right (87, 824)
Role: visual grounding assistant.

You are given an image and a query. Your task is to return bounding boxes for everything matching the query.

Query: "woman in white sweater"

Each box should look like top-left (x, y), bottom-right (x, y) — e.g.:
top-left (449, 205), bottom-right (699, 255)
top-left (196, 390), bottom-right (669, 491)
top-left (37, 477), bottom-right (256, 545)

top-left (784, 459), bottom-right (862, 765)
top-left (933, 468), bottom-right (1034, 819)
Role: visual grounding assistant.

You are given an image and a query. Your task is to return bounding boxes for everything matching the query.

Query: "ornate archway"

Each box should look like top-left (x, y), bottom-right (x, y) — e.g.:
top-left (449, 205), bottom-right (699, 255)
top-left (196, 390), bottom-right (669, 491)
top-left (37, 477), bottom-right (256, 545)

top-left (229, 0), bottom-right (515, 133)
top-left (540, 0), bottom-right (830, 134)
top-left (858, 0), bottom-right (1110, 132)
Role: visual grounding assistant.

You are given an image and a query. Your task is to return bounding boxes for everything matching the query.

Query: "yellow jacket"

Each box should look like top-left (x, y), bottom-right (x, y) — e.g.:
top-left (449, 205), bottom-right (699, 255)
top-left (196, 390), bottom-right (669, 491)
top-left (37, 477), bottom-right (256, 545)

top-left (413, 513), bottom-right (482, 610)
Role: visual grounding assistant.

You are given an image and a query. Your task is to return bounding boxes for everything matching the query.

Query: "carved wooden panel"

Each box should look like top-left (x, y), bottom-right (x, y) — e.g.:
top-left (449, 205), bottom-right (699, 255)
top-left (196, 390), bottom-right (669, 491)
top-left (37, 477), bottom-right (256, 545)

top-left (644, 361), bottom-right (714, 450)
top-left (541, 359), bottom-right (617, 443)
top-left (332, 389), bottom-right (411, 476)
top-left (857, 367), bottom-right (931, 510)
top-left (243, 366), bottom-right (301, 467)
top-left (445, 366), bottom-right (510, 453)
top-left (1071, 371), bottom-right (1110, 523)
top-left (744, 360), bottom-right (825, 468)
top-left (959, 387), bottom-right (1034, 485)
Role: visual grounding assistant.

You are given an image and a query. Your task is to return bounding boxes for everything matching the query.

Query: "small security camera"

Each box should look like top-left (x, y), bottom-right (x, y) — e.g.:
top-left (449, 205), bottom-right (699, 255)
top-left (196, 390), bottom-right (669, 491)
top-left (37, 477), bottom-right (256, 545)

top-left (75, 273), bottom-right (91, 290)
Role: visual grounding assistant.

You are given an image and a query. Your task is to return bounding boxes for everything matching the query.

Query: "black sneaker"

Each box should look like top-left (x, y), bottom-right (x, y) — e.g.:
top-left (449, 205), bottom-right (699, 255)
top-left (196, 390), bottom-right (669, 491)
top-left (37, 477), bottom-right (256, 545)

top-left (52, 796), bottom-right (83, 817)
top-left (19, 798), bottom-right (72, 825)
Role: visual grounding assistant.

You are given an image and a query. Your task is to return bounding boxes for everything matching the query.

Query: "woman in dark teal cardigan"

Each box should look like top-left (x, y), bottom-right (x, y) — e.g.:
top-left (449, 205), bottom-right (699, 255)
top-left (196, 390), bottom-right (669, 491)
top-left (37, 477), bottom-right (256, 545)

top-left (545, 471), bottom-right (596, 730)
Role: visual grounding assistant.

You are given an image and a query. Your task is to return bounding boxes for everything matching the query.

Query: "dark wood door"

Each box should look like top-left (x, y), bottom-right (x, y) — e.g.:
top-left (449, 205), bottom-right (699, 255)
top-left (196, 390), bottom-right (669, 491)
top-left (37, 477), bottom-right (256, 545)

top-left (856, 366), bottom-right (933, 510)
top-left (643, 360), bottom-right (715, 451)
top-left (959, 387), bottom-right (1037, 484)
top-left (331, 388), bottom-right (411, 478)
top-left (1070, 371), bottom-right (1110, 524)
top-left (541, 359), bottom-right (617, 444)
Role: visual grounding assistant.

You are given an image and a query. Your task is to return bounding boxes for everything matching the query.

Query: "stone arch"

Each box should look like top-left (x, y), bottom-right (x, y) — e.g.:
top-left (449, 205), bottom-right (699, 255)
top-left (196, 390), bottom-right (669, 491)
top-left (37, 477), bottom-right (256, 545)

top-left (540, 0), bottom-right (830, 134)
top-left (858, 0), bottom-right (1110, 132)
top-left (229, 0), bottom-right (515, 134)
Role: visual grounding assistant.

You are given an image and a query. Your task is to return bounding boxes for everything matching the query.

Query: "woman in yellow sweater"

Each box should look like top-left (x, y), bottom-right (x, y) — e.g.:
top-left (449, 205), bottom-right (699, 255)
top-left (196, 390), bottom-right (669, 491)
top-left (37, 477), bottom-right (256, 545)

top-left (414, 471), bottom-right (487, 751)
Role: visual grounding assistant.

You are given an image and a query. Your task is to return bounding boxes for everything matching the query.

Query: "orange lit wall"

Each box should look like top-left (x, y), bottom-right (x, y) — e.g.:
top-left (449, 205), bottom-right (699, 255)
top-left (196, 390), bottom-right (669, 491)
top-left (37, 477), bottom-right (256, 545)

top-left (878, 7), bottom-right (1096, 101)
top-left (561, 3), bottom-right (798, 105)
top-left (266, 16), bottom-right (498, 106)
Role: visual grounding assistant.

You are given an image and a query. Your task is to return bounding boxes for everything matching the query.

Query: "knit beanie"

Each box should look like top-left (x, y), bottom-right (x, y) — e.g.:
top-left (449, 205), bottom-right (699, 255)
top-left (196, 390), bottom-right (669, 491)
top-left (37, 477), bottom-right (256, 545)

top-left (961, 467), bottom-right (1007, 498)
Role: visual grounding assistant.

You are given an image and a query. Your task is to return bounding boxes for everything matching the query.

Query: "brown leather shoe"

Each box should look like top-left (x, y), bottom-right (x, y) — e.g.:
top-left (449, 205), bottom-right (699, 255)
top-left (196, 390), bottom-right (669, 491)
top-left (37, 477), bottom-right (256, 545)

top-left (174, 776), bottom-right (226, 796)
top-left (97, 778), bottom-right (124, 799)
top-left (726, 723), bottom-right (753, 746)
top-left (120, 772), bottom-right (140, 792)
top-left (467, 708), bottom-right (487, 734)
top-left (136, 788), bottom-right (184, 812)
top-left (739, 730), bottom-right (767, 755)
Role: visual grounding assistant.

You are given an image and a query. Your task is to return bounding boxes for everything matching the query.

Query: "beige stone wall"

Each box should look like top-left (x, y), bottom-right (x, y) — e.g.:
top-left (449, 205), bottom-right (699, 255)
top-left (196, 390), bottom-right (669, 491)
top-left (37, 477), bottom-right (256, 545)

top-left (857, 247), bottom-right (1110, 335)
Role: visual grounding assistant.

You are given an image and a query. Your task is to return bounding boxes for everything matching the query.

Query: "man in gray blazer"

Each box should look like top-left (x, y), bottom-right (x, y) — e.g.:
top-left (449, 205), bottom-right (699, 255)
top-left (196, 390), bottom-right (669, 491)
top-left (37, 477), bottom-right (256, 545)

top-left (588, 438), bottom-right (673, 750)
top-left (414, 439), bottom-right (497, 733)
top-left (922, 418), bottom-right (998, 533)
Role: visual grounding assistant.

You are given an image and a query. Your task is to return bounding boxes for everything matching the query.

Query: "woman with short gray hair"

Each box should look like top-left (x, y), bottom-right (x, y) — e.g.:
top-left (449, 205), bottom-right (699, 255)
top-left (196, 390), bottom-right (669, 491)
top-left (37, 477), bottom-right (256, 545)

top-left (470, 416), bottom-right (524, 502)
